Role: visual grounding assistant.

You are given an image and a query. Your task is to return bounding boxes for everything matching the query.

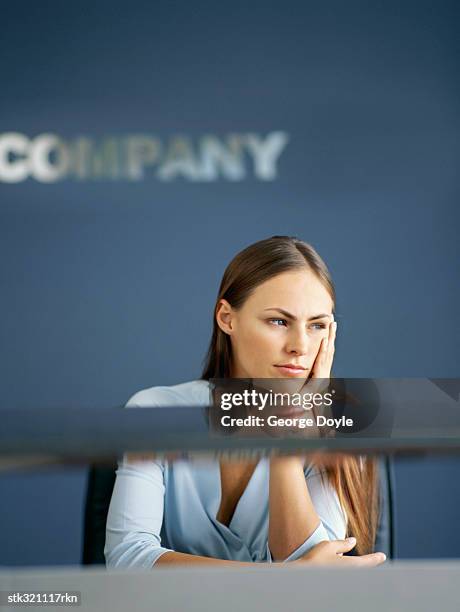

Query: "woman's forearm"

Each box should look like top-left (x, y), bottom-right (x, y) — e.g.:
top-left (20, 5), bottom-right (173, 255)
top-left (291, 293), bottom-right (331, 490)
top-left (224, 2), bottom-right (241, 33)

top-left (268, 456), bottom-right (320, 561)
top-left (155, 551), bottom-right (273, 567)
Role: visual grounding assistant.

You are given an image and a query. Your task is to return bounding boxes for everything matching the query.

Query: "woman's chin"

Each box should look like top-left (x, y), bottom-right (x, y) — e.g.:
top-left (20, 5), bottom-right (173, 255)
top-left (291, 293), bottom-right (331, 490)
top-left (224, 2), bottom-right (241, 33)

top-left (252, 374), bottom-right (306, 395)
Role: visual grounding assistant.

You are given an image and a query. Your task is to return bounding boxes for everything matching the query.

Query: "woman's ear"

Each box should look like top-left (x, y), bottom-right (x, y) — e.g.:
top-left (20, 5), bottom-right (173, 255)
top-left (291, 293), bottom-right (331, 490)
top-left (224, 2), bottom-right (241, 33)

top-left (216, 299), bottom-right (234, 335)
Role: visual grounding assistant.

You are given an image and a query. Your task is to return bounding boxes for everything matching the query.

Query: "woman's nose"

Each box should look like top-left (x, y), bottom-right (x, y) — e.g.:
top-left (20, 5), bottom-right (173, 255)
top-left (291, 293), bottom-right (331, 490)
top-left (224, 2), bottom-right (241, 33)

top-left (285, 331), bottom-right (310, 355)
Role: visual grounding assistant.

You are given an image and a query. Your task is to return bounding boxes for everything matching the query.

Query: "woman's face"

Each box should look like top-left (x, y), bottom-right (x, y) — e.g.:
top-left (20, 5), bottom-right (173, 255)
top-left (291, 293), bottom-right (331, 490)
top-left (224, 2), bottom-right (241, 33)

top-left (216, 268), bottom-right (334, 381)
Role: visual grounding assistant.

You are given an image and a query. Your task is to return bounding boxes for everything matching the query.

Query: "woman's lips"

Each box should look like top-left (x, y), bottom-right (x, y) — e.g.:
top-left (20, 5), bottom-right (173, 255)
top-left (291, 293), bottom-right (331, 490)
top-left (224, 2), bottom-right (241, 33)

top-left (274, 365), bottom-right (308, 377)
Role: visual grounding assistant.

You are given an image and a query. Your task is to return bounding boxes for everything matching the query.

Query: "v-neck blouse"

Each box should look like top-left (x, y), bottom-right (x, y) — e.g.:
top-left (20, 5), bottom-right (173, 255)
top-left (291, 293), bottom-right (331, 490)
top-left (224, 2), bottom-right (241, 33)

top-left (105, 380), bottom-right (347, 568)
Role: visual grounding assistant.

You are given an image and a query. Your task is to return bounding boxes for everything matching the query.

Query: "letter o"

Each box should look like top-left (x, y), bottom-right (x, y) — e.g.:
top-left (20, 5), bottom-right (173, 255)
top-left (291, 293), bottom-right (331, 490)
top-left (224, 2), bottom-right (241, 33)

top-left (30, 134), bottom-right (70, 182)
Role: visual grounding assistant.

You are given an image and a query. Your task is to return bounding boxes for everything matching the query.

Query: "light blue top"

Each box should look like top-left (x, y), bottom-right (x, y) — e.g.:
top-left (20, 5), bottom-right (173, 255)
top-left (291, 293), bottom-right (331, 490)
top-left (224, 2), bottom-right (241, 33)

top-left (105, 380), bottom-right (347, 568)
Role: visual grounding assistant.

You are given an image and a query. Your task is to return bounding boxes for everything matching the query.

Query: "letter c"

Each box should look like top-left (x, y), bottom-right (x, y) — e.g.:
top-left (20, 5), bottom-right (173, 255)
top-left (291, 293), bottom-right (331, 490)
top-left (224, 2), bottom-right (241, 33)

top-left (0, 132), bottom-right (30, 183)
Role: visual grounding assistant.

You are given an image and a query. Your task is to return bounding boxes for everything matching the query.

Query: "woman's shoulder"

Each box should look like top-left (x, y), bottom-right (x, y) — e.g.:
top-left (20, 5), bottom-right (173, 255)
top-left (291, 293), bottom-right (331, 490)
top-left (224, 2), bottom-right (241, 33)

top-left (125, 379), bottom-right (210, 408)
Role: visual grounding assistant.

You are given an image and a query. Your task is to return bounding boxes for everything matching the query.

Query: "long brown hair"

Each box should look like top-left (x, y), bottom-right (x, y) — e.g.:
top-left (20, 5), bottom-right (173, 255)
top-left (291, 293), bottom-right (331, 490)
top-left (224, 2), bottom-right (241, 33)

top-left (201, 235), bottom-right (379, 554)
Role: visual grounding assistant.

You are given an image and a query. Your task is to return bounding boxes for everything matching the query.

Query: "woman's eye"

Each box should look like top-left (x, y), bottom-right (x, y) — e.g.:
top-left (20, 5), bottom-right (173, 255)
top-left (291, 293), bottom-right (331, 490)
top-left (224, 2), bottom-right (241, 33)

top-left (310, 322), bottom-right (327, 330)
top-left (269, 318), bottom-right (287, 327)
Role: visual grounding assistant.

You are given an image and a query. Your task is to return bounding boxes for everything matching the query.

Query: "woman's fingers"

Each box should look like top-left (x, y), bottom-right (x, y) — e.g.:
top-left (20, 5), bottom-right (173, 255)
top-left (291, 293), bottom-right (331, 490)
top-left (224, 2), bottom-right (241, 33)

top-left (321, 336), bottom-right (329, 366)
top-left (332, 537), bottom-right (386, 567)
top-left (331, 537), bottom-right (357, 554)
top-left (329, 320), bottom-right (336, 361)
top-left (310, 337), bottom-right (327, 378)
top-left (298, 539), bottom-right (386, 568)
top-left (311, 316), bottom-right (337, 379)
top-left (341, 552), bottom-right (387, 567)
top-left (324, 318), bottom-right (336, 368)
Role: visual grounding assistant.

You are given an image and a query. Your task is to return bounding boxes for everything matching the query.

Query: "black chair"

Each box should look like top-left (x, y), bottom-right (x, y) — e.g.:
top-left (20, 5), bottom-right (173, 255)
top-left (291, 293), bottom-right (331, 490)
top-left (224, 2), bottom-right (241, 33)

top-left (82, 462), bottom-right (118, 565)
top-left (375, 456), bottom-right (396, 558)
top-left (82, 457), bottom-right (395, 565)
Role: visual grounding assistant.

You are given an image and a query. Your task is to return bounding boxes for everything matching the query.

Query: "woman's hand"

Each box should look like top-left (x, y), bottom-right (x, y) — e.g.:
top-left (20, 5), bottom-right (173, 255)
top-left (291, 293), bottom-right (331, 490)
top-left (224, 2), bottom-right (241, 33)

top-left (294, 537), bottom-right (386, 568)
top-left (290, 315), bottom-right (337, 445)
top-left (306, 314), bottom-right (337, 392)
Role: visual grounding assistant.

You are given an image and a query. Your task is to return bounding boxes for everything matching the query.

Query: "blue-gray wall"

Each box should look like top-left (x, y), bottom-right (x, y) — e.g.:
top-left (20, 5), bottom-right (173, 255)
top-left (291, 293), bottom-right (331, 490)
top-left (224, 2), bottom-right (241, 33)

top-left (0, 0), bottom-right (458, 565)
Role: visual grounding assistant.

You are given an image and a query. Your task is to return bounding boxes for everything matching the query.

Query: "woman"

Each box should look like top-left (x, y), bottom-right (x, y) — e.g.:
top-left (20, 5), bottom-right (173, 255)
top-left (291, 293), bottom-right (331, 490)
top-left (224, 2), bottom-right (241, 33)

top-left (105, 236), bottom-right (385, 568)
